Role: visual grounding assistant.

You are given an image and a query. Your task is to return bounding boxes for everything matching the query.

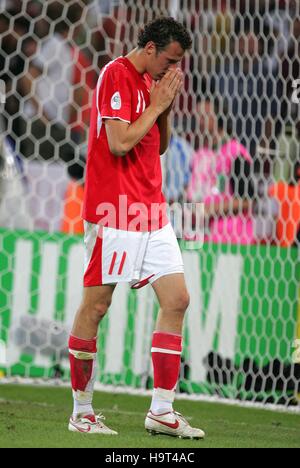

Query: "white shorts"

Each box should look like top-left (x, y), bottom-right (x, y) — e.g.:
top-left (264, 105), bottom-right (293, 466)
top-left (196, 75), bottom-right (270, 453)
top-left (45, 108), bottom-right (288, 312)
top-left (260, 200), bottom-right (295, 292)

top-left (83, 222), bottom-right (184, 289)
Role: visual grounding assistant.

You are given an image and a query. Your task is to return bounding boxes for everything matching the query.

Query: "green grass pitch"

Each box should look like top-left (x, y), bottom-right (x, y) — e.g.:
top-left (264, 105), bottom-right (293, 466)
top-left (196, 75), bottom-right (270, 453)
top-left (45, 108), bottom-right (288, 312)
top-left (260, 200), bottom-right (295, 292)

top-left (0, 384), bottom-right (299, 448)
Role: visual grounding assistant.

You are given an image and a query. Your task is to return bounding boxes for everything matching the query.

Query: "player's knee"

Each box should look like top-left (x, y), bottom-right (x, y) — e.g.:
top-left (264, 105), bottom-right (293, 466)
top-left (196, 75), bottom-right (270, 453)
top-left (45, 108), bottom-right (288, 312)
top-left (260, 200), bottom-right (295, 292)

top-left (166, 291), bottom-right (190, 314)
top-left (80, 298), bottom-right (111, 323)
top-left (92, 299), bottom-right (111, 320)
top-left (177, 291), bottom-right (190, 312)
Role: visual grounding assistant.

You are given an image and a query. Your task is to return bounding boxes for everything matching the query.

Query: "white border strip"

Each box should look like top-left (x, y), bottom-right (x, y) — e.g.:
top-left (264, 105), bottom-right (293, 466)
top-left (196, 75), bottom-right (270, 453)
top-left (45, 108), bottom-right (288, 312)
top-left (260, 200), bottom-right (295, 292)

top-left (151, 347), bottom-right (181, 355)
top-left (101, 116), bottom-right (131, 124)
top-left (1, 377), bottom-right (299, 415)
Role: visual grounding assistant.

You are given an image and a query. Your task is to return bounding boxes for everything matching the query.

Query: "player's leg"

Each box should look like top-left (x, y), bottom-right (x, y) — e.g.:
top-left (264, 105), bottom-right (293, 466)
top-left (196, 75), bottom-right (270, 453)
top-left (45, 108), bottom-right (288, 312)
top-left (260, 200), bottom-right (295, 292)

top-left (139, 224), bottom-right (205, 438)
top-left (68, 222), bottom-right (145, 434)
top-left (153, 273), bottom-right (189, 334)
top-left (71, 284), bottom-right (115, 340)
top-left (146, 273), bottom-right (205, 439)
top-left (137, 226), bottom-right (187, 413)
top-left (68, 284), bottom-right (118, 435)
top-left (149, 273), bottom-right (188, 414)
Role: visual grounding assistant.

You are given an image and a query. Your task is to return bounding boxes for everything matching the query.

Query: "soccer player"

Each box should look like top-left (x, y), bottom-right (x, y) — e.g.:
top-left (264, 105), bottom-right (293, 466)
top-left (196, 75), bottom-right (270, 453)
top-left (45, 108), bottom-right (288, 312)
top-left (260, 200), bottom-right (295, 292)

top-left (68, 17), bottom-right (205, 439)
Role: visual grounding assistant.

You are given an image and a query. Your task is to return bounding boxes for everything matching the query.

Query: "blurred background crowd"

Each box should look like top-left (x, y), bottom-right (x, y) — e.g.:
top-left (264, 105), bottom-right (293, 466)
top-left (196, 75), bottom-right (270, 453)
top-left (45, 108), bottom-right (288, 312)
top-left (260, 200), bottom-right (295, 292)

top-left (0, 0), bottom-right (299, 247)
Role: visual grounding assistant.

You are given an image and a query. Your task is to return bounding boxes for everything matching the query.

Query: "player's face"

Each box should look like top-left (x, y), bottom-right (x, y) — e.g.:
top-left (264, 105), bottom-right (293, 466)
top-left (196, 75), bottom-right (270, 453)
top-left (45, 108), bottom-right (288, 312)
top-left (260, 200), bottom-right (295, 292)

top-left (147, 41), bottom-right (185, 80)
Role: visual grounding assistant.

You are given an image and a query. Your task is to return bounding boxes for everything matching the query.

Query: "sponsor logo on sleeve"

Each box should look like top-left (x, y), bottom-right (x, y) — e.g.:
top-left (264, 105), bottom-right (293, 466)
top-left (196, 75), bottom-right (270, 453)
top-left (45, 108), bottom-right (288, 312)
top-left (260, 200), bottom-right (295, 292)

top-left (111, 91), bottom-right (121, 110)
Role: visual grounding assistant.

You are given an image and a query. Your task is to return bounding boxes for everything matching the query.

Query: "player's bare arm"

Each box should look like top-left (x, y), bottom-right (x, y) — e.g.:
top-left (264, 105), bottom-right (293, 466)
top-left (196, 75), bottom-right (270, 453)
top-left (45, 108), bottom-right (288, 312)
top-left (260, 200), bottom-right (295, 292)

top-left (157, 68), bottom-right (183, 154)
top-left (105, 69), bottom-right (182, 157)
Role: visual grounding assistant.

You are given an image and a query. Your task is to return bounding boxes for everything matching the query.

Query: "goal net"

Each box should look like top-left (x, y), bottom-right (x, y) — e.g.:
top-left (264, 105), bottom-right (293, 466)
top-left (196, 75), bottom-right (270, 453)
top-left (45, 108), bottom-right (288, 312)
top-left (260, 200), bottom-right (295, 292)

top-left (0, 0), bottom-right (299, 409)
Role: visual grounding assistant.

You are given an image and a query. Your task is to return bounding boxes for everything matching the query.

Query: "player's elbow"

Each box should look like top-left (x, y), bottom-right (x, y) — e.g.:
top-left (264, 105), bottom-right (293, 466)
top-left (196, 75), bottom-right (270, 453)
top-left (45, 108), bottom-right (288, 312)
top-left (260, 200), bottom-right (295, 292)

top-left (111, 147), bottom-right (127, 157)
top-left (160, 144), bottom-right (168, 155)
top-left (108, 141), bottom-right (128, 157)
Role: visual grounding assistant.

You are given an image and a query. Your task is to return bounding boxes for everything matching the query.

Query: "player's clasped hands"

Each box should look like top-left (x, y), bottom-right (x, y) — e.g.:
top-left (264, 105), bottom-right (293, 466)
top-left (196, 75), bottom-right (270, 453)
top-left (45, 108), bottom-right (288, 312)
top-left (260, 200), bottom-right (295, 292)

top-left (151, 68), bottom-right (183, 114)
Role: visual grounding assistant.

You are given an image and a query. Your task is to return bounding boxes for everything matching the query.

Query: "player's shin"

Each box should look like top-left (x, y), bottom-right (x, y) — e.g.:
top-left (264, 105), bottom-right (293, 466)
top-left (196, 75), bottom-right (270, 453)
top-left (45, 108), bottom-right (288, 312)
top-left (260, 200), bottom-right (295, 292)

top-left (150, 331), bottom-right (182, 415)
top-left (69, 335), bottom-right (98, 418)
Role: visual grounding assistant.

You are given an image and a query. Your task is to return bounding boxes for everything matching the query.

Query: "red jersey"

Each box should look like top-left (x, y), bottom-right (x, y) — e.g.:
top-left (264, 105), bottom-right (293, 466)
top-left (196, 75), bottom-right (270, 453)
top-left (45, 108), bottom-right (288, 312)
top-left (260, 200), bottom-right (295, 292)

top-left (82, 57), bottom-right (167, 231)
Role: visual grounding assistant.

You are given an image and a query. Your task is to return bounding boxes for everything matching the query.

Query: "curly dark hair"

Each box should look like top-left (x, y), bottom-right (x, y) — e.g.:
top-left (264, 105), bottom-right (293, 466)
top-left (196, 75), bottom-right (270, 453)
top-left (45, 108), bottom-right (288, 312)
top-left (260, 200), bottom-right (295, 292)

top-left (137, 17), bottom-right (192, 53)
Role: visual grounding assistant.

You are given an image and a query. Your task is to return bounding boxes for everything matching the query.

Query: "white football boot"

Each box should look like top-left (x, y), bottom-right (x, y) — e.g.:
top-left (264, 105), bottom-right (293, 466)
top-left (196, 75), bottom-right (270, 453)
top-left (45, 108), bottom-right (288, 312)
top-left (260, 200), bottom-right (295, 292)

top-left (68, 413), bottom-right (118, 435)
top-left (145, 410), bottom-right (205, 439)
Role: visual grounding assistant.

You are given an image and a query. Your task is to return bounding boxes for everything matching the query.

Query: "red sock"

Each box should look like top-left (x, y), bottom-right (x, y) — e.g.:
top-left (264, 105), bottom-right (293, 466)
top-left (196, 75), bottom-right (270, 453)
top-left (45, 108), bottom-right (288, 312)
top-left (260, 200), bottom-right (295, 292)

top-left (151, 332), bottom-right (182, 391)
top-left (69, 335), bottom-right (97, 392)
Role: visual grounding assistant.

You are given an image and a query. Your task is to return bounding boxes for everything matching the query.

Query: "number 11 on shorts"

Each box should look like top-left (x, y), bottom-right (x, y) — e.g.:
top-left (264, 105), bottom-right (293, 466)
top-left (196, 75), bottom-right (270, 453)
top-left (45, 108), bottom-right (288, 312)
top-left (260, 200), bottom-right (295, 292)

top-left (108, 251), bottom-right (127, 276)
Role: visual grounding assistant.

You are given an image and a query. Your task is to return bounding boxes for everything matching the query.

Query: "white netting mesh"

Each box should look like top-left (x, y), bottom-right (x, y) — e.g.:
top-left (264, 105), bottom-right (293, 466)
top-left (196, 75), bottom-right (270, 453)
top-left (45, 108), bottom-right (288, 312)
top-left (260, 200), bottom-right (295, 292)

top-left (0, 0), bottom-right (299, 409)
